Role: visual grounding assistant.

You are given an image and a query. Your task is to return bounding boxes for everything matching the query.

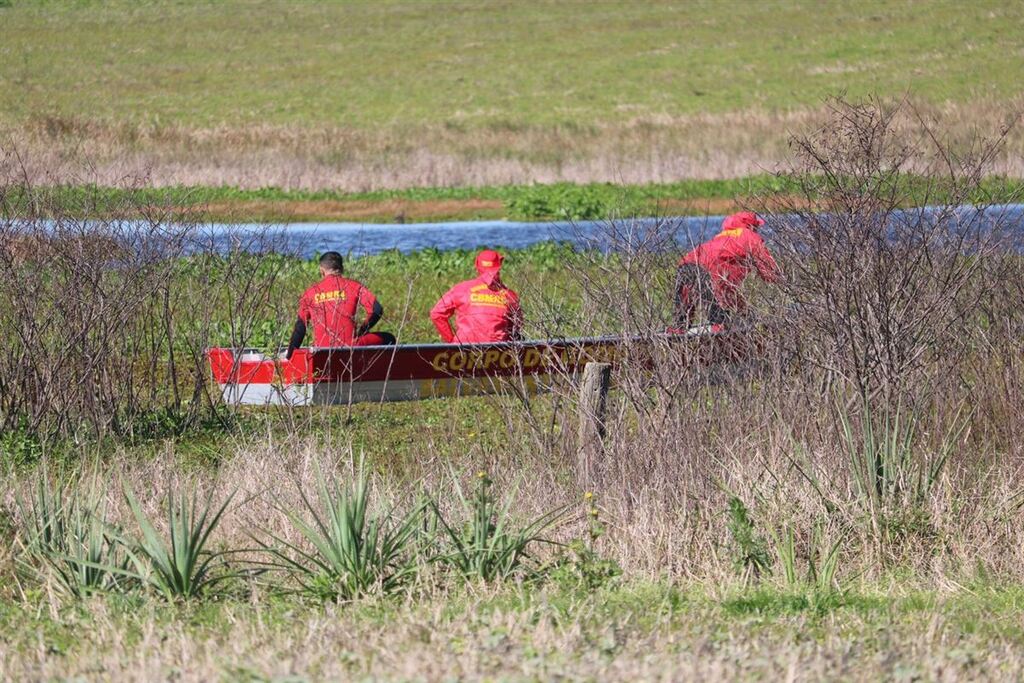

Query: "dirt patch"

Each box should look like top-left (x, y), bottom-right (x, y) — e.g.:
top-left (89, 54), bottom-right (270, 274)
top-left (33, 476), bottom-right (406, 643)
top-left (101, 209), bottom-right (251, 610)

top-left (198, 198), bottom-right (505, 223)
top-left (655, 195), bottom-right (819, 215)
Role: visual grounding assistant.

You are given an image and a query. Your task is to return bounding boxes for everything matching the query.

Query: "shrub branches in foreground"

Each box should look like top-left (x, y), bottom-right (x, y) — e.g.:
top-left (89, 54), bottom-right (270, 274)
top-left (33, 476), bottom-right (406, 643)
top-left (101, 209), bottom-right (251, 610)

top-left (0, 165), bottom-right (300, 450)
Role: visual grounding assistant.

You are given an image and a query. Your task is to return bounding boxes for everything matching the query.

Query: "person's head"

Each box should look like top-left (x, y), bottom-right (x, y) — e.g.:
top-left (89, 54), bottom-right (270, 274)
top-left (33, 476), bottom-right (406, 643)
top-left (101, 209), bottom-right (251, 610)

top-left (722, 211), bottom-right (765, 232)
top-left (474, 249), bottom-right (504, 285)
top-left (319, 251), bottom-right (344, 277)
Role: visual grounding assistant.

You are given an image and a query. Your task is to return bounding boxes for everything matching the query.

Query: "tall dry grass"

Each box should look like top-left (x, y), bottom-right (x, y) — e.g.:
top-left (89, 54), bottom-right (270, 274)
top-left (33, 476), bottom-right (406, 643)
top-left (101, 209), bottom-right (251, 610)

top-left (4, 99), bottom-right (1023, 190)
top-left (5, 431), bottom-right (1024, 680)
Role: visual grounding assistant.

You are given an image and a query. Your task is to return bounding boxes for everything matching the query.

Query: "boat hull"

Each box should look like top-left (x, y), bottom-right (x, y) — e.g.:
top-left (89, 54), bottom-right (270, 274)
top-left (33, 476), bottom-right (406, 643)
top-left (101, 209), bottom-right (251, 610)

top-left (207, 332), bottom-right (748, 406)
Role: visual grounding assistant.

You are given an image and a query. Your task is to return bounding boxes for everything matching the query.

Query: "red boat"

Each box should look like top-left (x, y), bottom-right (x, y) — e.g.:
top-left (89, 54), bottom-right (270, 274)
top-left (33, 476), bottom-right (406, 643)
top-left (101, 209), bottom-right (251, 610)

top-left (207, 329), bottom-right (750, 406)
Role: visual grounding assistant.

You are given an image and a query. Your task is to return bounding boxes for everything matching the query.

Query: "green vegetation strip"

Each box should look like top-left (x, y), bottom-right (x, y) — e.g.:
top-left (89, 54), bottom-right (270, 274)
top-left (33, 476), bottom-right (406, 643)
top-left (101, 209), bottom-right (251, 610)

top-left (7, 175), bottom-right (1023, 222)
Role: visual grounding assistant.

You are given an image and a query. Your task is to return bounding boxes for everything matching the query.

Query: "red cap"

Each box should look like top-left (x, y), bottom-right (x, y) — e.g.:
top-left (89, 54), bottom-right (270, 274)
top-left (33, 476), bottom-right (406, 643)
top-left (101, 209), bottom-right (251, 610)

top-left (722, 211), bottom-right (765, 231)
top-left (475, 250), bottom-right (503, 284)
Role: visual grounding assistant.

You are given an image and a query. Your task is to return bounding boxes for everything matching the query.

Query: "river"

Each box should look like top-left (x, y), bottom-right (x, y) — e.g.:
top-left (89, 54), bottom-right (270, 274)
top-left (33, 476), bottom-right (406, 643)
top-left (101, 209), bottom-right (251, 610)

top-left (196, 204), bottom-right (1024, 258)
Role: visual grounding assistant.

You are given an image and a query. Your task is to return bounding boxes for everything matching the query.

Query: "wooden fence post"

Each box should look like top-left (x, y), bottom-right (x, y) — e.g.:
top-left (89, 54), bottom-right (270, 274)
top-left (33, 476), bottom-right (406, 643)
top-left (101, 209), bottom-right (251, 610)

top-left (577, 362), bottom-right (611, 483)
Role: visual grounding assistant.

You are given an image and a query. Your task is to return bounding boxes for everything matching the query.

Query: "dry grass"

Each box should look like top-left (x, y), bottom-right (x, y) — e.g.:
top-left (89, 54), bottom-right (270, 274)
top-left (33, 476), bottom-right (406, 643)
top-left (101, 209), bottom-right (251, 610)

top-left (6, 100), bottom-right (1023, 191)
top-left (3, 419), bottom-right (1024, 681)
top-left (5, 586), bottom-right (1024, 681)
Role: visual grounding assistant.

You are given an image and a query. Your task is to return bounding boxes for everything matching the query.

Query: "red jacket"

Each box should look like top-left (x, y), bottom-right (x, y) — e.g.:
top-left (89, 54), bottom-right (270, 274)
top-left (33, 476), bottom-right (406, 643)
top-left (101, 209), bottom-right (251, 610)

top-left (297, 275), bottom-right (379, 346)
top-left (430, 276), bottom-right (522, 344)
top-left (680, 227), bottom-right (780, 309)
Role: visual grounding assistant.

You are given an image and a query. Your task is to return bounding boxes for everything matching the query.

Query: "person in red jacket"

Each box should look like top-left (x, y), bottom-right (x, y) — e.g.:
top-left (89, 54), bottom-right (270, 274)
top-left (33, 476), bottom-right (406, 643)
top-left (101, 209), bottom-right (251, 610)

top-left (285, 251), bottom-right (395, 358)
top-left (430, 250), bottom-right (523, 344)
top-left (673, 211), bottom-right (781, 332)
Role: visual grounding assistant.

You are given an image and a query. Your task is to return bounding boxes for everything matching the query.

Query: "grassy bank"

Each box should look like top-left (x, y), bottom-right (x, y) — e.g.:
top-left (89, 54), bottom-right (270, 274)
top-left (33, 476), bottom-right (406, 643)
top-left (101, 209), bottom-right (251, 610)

top-left (6, 576), bottom-right (1024, 680)
top-left (5, 177), bottom-right (793, 223)
top-left (2, 1), bottom-right (1022, 188)
top-left (8, 175), bottom-right (1023, 223)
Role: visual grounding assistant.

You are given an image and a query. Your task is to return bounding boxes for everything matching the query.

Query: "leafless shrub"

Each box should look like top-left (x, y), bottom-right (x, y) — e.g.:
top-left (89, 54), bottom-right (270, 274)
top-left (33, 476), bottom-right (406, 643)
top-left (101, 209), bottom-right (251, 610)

top-left (766, 97), bottom-right (1021, 405)
top-left (0, 155), bottom-right (294, 447)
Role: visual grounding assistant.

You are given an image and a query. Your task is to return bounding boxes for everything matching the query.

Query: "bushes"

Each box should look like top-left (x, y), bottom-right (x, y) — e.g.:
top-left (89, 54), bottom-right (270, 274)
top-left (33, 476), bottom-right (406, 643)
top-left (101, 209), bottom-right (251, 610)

top-left (0, 179), bottom-right (296, 447)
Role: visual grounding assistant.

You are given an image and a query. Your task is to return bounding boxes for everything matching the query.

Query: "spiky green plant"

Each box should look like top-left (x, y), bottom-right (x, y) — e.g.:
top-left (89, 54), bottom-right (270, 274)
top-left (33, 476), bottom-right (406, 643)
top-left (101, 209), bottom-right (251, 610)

top-left (122, 484), bottom-right (237, 600)
top-left (428, 471), bottom-right (569, 582)
top-left (16, 472), bottom-right (130, 597)
top-left (772, 524), bottom-right (844, 593)
top-left (726, 496), bottom-right (773, 581)
top-left (263, 461), bottom-right (423, 601)
top-left (839, 398), bottom-right (964, 512)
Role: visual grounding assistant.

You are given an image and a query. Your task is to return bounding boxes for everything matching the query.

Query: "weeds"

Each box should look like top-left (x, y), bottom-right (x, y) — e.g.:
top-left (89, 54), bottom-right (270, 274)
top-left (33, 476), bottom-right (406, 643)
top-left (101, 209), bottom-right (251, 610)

top-left (772, 525), bottom-right (843, 594)
top-left (429, 471), bottom-right (570, 582)
top-left (839, 398), bottom-right (964, 518)
top-left (15, 471), bottom-right (128, 598)
top-left (726, 497), bottom-right (773, 582)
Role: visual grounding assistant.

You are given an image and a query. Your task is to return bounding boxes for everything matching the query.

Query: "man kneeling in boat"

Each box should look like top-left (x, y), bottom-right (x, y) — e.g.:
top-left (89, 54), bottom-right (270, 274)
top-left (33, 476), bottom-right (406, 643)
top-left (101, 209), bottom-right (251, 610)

top-left (670, 211), bottom-right (781, 334)
top-left (430, 250), bottom-right (523, 344)
top-left (285, 251), bottom-right (395, 359)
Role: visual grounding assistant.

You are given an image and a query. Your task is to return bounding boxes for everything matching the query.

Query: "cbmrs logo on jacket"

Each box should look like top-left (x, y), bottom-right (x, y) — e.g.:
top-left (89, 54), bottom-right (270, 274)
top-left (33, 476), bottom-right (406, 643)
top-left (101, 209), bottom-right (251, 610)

top-left (313, 290), bottom-right (347, 304)
top-left (468, 284), bottom-right (510, 308)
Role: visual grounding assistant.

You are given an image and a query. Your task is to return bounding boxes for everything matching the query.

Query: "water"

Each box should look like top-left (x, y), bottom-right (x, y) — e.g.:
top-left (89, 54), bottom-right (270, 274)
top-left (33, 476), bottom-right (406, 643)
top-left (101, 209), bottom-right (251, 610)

top-left (191, 204), bottom-right (1024, 258)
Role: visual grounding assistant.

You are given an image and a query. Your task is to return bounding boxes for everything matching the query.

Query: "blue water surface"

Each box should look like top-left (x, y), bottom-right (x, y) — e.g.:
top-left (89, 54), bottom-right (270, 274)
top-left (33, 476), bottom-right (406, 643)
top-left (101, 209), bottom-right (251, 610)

top-left (195, 204), bottom-right (1024, 258)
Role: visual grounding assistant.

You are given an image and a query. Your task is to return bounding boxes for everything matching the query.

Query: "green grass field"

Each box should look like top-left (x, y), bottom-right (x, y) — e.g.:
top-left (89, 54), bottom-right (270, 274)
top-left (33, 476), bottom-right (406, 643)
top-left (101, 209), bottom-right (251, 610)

top-left (2, 0), bottom-right (1020, 127)
top-left (2, 0), bottom-right (1022, 190)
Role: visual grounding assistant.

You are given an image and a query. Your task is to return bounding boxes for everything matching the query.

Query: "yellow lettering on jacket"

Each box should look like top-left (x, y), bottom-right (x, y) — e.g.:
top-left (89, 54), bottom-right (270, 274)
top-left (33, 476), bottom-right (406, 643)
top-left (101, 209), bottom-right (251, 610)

top-left (468, 291), bottom-right (509, 308)
top-left (313, 290), bottom-right (347, 304)
top-left (717, 228), bottom-right (743, 239)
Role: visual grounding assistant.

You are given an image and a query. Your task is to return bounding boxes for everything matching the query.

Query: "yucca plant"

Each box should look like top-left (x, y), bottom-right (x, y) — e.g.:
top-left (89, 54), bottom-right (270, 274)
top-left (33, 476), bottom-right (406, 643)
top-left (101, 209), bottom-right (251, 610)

top-left (839, 398), bottom-right (964, 512)
top-left (428, 471), bottom-right (569, 582)
top-left (122, 484), bottom-right (238, 600)
top-left (263, 461), bottom-right (423, 601)
top-left (16, 472), bottom-right (130, 597)
top-left (772, 524), bottom-right (843, 594)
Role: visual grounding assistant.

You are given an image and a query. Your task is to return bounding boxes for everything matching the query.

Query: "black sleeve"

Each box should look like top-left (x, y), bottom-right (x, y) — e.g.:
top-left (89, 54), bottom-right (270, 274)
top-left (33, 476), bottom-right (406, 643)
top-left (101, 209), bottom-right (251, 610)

top-left (286, 318), bottom-right (306, 359)
top-left (357, 301), bottom-right (383, 337)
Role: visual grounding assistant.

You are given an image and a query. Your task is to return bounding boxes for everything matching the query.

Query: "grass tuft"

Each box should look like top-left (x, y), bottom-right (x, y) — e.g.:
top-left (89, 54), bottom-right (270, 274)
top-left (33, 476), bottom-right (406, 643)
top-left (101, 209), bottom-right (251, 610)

top-left (428, 471), bottom-right (570, 582)
top-left (15, 470), bottom-right (129, 598)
